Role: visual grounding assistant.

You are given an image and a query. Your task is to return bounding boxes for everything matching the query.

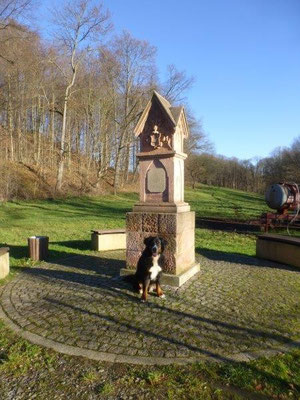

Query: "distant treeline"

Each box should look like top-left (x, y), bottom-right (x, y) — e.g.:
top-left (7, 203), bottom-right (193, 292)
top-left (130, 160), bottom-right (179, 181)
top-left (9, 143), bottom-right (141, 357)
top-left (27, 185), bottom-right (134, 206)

top-left (186, 136), bottom-right (300, 193)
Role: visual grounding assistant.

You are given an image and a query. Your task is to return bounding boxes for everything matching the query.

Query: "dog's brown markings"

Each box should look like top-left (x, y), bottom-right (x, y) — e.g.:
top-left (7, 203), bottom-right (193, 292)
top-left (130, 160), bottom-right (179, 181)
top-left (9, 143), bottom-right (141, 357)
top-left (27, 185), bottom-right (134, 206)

top-left (138, 282), bottom-right (143, 293)
top-left (141, 281), bottom-right (150, 302)
top-left (156, 282), bottom-right (163, 297)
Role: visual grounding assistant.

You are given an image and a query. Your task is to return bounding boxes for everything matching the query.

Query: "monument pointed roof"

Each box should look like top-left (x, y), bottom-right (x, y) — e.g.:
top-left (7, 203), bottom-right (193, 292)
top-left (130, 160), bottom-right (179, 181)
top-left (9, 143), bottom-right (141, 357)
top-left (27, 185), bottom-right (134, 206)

top-left (170, 106), bottom-right (184, 125)
top-left (134, 91), bottom-right (189, 138)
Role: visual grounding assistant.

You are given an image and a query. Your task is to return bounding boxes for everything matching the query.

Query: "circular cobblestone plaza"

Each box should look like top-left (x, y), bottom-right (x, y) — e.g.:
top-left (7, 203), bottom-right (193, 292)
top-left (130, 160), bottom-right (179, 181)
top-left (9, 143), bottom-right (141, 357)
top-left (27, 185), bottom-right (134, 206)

top-left (1, 251), bottom-right (300, 365)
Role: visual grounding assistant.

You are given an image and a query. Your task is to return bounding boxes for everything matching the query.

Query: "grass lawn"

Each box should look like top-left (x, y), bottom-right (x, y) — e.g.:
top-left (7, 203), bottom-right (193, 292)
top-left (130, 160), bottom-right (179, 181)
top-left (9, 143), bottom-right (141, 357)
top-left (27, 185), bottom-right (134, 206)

top-left (0, 184), bottom-right (266, 271)
top-left (185, 184), bottom-right (270, 222)
top-left (1, 185), bottom-right (300, 399)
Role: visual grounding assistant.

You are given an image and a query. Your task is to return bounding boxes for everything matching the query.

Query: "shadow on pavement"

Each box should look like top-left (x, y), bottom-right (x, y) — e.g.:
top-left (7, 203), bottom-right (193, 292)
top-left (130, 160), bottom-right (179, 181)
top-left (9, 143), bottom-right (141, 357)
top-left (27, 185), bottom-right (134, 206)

top-left (196, 247), bottom-right (300, 272)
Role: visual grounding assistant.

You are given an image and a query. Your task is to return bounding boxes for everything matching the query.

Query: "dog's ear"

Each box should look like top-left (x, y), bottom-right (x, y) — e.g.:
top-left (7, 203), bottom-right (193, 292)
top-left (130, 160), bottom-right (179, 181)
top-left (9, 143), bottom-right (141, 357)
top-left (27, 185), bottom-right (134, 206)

top-left (144, 236), bottom-right (153, 246)
top-left (160, 238), bottom-right (168, 250)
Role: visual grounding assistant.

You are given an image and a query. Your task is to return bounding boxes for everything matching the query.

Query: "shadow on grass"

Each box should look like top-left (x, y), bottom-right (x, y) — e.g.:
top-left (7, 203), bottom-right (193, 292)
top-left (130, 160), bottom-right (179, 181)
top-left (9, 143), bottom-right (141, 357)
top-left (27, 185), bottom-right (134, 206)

top-left (16, 199), bottom-right (131, 219)
top-left (48, 254), bottom-right (126, 276)
top-left (195, 216), bottom-right (260, 232)
top-left (51, 240), bottom-right (91, 251)
top-left (0, 243), bottom-right (28, 261)
top-left (196, 247), bottom-right (300, 272)
top-left (0, 242), bottom-right (80, 264)
top-left (0, 240), bottom-right (108, 273)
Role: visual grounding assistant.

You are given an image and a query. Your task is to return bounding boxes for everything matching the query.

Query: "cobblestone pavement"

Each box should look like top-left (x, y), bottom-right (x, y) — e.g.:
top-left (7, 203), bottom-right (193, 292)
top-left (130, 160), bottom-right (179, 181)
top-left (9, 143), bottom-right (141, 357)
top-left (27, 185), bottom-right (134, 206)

top-left (1, 251), bottom-right (300, 364)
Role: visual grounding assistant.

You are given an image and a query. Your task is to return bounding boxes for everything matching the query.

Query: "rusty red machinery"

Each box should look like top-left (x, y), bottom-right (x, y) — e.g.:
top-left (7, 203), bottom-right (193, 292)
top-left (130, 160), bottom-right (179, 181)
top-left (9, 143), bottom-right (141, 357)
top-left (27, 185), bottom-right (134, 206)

top-left (261, 183), bottom-right (300, 231)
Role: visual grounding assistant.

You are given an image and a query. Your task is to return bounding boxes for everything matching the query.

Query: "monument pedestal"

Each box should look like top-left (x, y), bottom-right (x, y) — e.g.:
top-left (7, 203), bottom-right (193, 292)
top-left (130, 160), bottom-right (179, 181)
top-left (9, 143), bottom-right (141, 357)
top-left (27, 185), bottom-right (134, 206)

top-left (122, 210), bottom-right (200, 287)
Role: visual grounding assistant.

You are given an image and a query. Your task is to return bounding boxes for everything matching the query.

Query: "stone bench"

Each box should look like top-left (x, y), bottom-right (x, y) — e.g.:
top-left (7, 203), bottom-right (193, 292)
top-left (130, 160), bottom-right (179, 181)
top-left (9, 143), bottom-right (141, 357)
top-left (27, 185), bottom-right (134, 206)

top-left (0, 247), bottom-right (10, 279)
top-left (91, 229), bottom-right (126, 251)
top-left (256, 234), bottom-right (300, 269)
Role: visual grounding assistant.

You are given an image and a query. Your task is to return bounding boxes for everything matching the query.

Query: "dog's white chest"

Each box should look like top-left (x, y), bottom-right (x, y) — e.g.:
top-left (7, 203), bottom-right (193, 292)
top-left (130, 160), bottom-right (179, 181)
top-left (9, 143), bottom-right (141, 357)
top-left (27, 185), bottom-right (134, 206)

top-left (149, 255), bottom-right (162, 281)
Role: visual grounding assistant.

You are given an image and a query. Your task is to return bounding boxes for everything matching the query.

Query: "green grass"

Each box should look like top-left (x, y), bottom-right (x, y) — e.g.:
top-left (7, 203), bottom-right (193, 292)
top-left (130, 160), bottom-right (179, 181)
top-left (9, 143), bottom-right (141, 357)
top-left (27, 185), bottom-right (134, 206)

top-left (0, 192), bottom-right (137, 272)
top-left (1, 185), bottom-right (300, 399)
top-left (186, 184), bottom-right (269, 221)
top-left (0, 185), bottom-right (267, 272)
top-left (195, 229), bottom-right (257, 257)
top-left (1, 184), bottom-right (298, 283)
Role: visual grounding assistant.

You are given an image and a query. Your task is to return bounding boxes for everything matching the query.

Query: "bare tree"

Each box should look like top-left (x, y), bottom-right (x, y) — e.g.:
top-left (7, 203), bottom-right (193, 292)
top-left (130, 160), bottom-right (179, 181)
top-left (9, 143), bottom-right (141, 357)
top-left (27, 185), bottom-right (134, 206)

top-left (184, 111), bottom-right (214, 155)
top-left (0, 0), bottom-right (32, 27)
top-left (107, 31), bottom-right (156, 193)
top-left (50, 0), bottom-right (111, 191)
top-left (162, 64), bottom-right (194, 103)
top-left (0, 0), bottom-right (34, 64)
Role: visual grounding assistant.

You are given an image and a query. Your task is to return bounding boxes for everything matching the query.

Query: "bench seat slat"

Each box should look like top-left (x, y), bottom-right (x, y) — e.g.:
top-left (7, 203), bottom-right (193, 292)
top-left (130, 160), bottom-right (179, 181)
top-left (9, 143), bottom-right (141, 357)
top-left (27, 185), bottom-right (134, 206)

top-left (0, 247), bottom-right (9, 256)
top-left (258, 234), bottom-right (300, 248)
top-left (92, 229), bottom-right (125, 235)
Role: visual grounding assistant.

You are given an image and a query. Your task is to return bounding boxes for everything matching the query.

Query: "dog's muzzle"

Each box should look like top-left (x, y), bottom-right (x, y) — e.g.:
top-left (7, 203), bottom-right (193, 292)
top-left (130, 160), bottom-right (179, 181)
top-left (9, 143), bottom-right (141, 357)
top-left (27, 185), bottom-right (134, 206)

top-left (152, 245), bottom-right (158, 256)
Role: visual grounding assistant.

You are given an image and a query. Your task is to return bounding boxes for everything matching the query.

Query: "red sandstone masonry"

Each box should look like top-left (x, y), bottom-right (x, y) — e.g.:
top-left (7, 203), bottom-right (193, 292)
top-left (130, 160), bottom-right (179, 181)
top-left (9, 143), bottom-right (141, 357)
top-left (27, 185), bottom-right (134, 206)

top-left (126, 211), bottom-right (196, 275)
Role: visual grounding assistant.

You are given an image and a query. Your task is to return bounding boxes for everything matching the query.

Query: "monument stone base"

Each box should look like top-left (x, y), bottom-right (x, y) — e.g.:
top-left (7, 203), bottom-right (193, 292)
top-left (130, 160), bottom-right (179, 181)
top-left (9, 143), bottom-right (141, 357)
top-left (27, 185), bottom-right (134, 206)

top-left (122, 210), bottom-right (200, 287)
top-left (120, 262), bottom-right (200, 287)
top-left (132, 202), bottom-right (191, 213)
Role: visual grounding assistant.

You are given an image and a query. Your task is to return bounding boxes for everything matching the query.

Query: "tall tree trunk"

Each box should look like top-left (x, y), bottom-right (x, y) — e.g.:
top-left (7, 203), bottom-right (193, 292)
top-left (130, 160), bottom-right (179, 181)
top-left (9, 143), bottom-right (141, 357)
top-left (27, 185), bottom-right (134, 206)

top-left (36, 95), bottom-right (42, 164)
top-left (7, 75), bottom-right (14, 161)
top-left (56, 93), bottom-right (68, 191)
top-left (50, 92), bottom-right (55, 168)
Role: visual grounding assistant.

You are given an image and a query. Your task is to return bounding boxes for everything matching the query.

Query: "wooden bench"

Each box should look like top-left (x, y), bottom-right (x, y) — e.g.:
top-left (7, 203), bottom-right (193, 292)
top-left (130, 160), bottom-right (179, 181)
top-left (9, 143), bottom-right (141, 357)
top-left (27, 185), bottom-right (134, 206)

top-left (256, 234), bottom-right (300, 269)
top-left (91, 229), bottom-right (126, 251)
top-left (0, 247), bottom-right (9, 279)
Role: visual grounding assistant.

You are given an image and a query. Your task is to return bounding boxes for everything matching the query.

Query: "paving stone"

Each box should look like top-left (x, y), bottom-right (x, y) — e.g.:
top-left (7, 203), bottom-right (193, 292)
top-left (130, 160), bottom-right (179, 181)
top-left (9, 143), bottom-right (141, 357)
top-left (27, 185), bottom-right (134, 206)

top-left (0, 251), bottom-right (300, 364)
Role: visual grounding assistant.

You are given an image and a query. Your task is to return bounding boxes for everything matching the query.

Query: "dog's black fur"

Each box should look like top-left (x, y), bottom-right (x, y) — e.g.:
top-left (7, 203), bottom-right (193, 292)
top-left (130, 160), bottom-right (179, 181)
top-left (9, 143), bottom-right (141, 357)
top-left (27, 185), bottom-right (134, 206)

top-left (134, 236), bottom-right (167, 302)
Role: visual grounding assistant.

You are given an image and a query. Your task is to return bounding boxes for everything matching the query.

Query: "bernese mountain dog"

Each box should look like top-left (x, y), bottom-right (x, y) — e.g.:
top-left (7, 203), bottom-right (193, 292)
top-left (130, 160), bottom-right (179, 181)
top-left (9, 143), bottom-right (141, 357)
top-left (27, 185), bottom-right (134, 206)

top-left (134, 236), bottom-right (167, 302)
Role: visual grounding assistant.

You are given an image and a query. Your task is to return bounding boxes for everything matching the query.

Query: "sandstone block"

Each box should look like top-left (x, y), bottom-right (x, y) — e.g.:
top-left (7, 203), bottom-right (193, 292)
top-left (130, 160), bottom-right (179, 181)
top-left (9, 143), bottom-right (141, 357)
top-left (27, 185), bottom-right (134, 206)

top-left (176, 247), bottom-right (195, 274)
top-left (163, 250), bottom-right (176, 274)
top-left (177, 228), bottom-right (195, 255)
top-left (160, 233), bottom-right (177, 254)
top-left (176, 211), bottom-right (195, 233)
top-left (126, 232), bottom-right (143, 251)
top-left (126, 213), bottom-right (143, 232)
top-left (142, 213), bottom-right (158, 232)
top-left (126, 250), bottom-right (142, 269)
top-left (158, 214), bottom-right (177, 234)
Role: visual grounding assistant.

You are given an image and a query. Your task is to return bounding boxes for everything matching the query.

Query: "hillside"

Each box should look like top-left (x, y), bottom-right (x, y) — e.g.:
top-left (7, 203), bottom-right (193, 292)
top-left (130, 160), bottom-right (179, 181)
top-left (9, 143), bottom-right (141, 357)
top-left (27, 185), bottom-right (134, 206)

top-left (185, 185), bottom-right (269, 221)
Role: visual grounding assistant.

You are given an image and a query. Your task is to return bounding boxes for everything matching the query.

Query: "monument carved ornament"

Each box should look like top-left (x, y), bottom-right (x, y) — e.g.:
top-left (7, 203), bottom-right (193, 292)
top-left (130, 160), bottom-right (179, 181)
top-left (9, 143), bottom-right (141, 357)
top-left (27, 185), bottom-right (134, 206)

top-left (148, 125), bottom-right (172, 150)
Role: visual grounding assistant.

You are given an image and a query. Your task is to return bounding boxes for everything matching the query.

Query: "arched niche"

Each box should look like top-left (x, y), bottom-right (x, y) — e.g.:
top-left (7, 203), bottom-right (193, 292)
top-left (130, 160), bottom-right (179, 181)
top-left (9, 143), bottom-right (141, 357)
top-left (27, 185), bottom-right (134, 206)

top-left (145, 159), bottom-right (169, 202)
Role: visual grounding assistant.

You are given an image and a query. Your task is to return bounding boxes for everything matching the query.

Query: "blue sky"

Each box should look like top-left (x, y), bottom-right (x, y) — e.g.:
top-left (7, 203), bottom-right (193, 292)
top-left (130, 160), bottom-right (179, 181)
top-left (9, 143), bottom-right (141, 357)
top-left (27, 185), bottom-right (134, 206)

top-left (38, 0), bottom-right (300, 160)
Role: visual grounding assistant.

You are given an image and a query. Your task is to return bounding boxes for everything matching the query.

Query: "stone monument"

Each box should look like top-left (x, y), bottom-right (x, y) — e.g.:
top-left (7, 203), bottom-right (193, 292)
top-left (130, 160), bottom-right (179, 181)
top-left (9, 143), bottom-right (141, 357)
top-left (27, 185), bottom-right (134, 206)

top-left (123, 91), bottom-right (200, 287)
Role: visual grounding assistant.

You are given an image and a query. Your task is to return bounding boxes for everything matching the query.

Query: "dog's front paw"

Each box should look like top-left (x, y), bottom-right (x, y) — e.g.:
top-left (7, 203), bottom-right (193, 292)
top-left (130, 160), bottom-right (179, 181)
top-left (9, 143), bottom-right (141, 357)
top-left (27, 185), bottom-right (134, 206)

top-left (159, 294), bottom-right (166, 299)
top-left (141, 298), bottom-right (146, 303)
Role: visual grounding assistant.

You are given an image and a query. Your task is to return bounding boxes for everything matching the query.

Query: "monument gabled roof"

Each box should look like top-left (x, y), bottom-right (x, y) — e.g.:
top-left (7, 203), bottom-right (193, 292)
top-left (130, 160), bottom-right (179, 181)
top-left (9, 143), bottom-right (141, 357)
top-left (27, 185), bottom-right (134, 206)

top-left (134, 91), bottom-right (189, 138)
top-left (170, 106), bottom-right (183, 125)
top-left (153, 91), bottom-right (176, 125)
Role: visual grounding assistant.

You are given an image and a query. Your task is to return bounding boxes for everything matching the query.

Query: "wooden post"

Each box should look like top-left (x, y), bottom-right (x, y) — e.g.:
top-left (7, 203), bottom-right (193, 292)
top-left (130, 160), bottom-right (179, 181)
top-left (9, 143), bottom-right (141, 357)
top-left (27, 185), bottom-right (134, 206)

top-left (28, 236), bottom-right (49, 261)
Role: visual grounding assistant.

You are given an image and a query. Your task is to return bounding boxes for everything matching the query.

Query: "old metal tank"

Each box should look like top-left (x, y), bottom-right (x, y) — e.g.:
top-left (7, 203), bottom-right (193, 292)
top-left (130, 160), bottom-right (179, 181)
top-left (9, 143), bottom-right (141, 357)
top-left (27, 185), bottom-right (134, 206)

top-left (265, 183), bottom-right (300, 211)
